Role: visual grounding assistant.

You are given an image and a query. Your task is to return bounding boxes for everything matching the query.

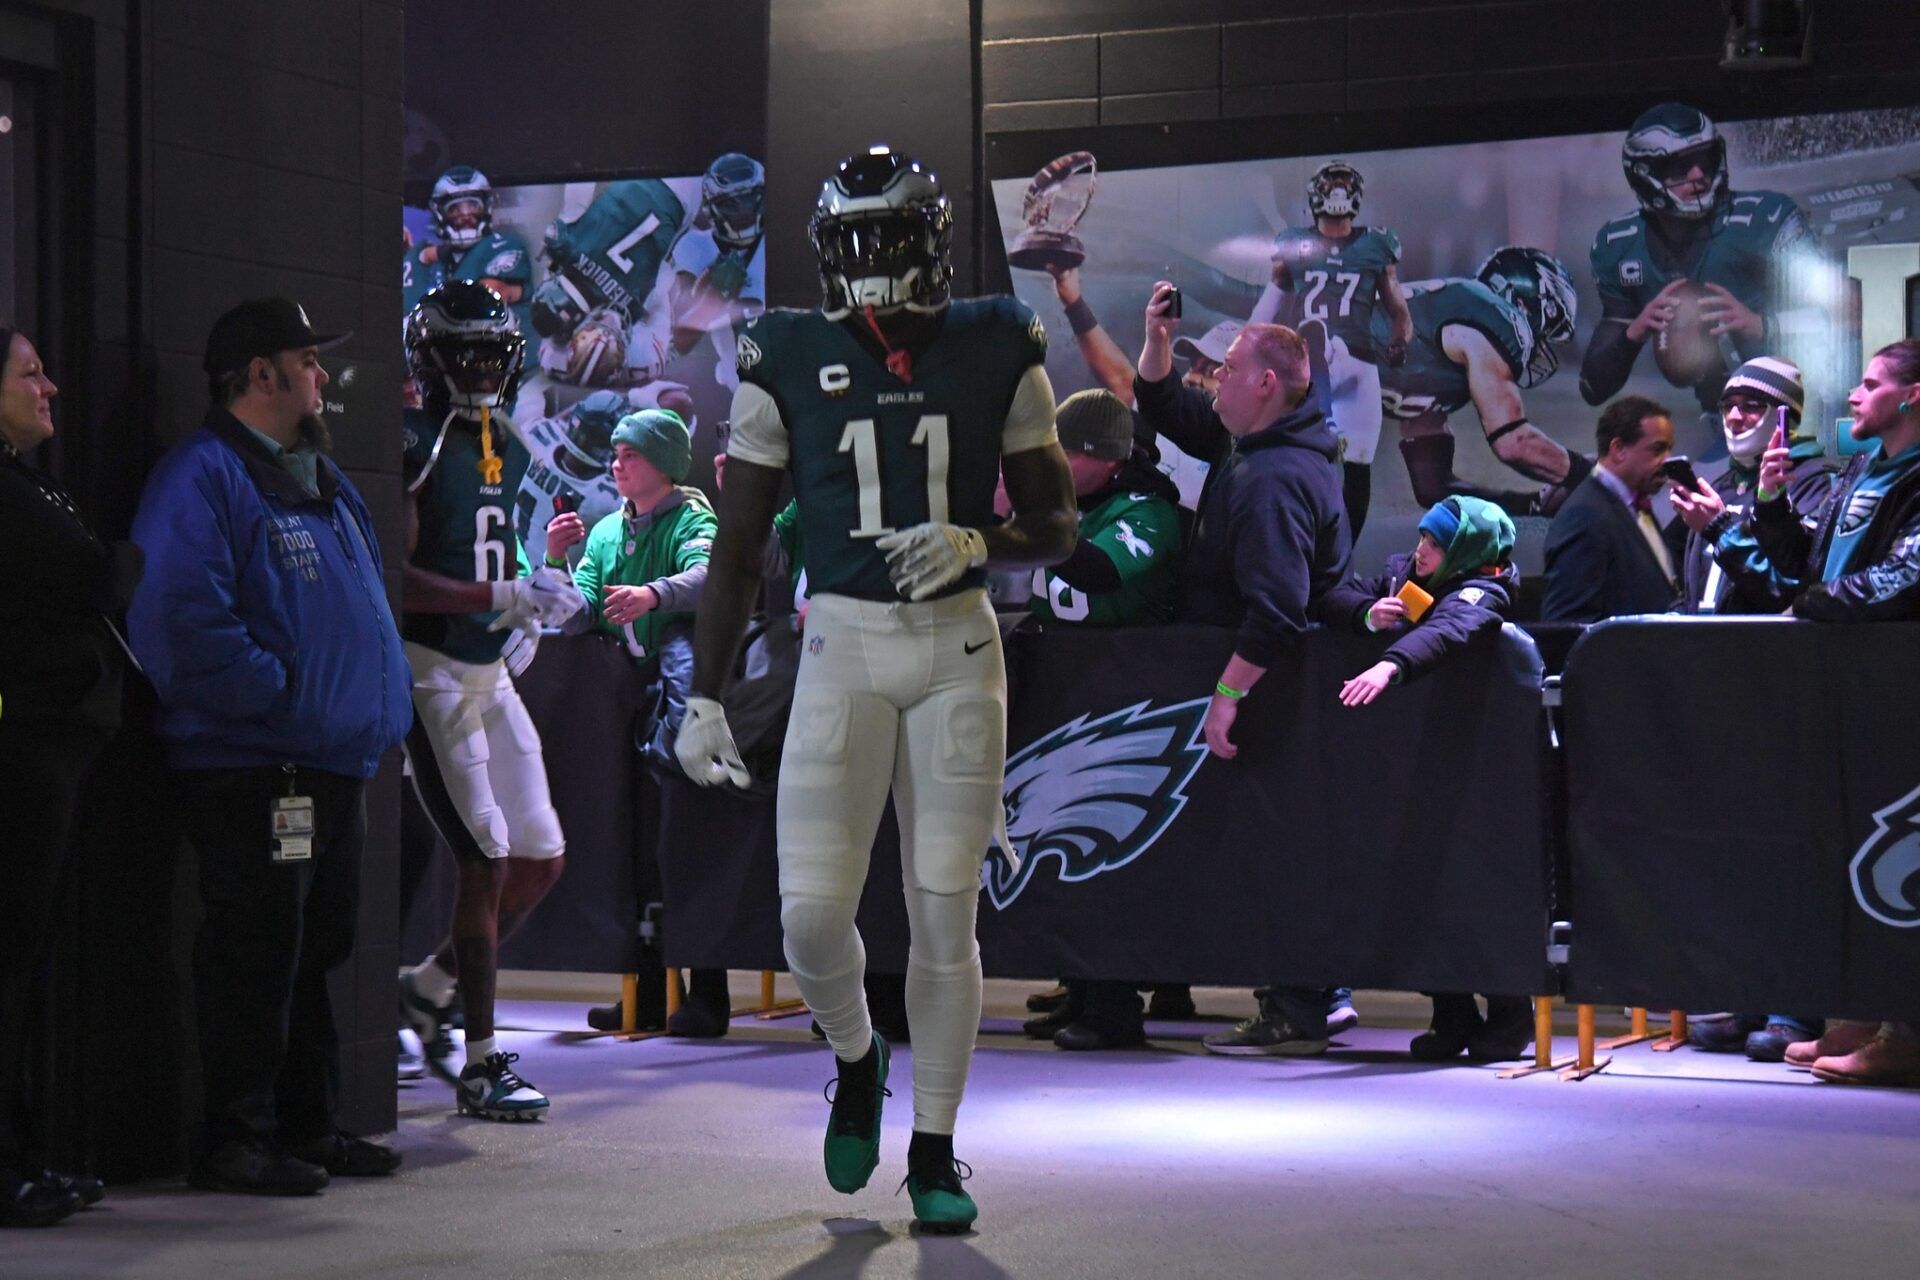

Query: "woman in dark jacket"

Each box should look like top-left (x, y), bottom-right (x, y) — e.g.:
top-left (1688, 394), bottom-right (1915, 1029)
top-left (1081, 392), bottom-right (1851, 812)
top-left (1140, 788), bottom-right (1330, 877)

top-left (0, 323), bottom-right (143, 1226)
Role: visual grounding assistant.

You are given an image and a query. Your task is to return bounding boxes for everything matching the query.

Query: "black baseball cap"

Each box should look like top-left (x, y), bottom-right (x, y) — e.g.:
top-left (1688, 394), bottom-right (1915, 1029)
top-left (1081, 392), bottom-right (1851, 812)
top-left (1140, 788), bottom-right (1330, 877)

top-left (202, 297), bottom-right (350, 375)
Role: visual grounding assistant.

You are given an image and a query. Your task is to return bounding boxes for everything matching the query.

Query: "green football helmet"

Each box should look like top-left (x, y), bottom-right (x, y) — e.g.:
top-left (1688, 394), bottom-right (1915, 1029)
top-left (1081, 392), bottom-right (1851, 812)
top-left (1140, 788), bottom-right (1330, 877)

top-left (1622, 103), bottom-right (1726, 220)
top-left (1476, 246), bottom-right (1576, 388)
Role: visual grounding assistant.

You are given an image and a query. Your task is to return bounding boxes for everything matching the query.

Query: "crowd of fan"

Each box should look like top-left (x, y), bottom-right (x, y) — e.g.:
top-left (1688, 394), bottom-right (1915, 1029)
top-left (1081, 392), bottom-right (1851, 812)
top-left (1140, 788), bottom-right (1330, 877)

top-left (5, 294), bottom-right (1919, 1227)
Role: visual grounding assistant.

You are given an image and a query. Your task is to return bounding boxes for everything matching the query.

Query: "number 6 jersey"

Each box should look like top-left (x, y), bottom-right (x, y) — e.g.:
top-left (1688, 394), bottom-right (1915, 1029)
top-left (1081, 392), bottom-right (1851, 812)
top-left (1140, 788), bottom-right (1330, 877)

top-left (726, 297), bottom-right (1057, 601)
top-left (403, 406), bottom-right (532, 663)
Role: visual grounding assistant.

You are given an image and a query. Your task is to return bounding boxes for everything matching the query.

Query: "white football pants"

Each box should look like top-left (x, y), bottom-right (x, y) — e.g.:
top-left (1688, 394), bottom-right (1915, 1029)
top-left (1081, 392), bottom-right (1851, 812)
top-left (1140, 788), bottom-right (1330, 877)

top-left (777, 588), bottom-right (1005, 1136)
top-left (404, 641), bottom-right (566, 864)
top-left (1326, 335), bottom-right (1384, 464)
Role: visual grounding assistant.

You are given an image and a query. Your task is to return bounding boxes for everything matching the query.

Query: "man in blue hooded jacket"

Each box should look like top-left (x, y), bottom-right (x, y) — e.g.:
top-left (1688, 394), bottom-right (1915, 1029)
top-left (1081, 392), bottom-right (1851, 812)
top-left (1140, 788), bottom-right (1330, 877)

top-left (1133, 285), bottom-right (1353, 1058)
top-left (128, 299), bottom-right (412, 1196)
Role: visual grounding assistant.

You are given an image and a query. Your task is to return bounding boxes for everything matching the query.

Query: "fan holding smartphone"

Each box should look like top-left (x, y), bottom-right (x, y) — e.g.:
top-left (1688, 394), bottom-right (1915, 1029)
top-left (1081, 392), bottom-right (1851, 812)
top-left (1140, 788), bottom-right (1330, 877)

top-left (1668, 356), bottom-right (1835, 613)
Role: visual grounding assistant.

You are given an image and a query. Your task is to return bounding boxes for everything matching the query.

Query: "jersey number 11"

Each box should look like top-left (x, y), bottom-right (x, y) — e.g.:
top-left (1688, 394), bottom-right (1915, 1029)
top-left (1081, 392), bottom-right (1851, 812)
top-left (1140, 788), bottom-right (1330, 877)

top-left (838, 415), bottom-right (950, 538)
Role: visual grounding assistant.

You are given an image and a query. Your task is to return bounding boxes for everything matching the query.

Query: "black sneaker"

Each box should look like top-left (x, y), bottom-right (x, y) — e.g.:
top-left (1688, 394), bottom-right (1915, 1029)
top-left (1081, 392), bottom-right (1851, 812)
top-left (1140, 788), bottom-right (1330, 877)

top-left (1022, 1004), bottom-right (1077, 1040)
top-left (457, 1051), bottom-right (549, 1122)
top-left (1411, 994), bottom-right (1483, 1062)
top-left (286, 1131), bottom-right (402, 1177)
top-left (586, 999), bottom-right (666, 1033)
top-left (1688, 1013), bottom-right (1766, 1053)
top-left (399, 972), bottom-right (459, 1085)
top-left (33, 1169), bottom-right (104, 1209)
top-left (1054, 1016), bottom-right (1147, 1051)
top-left (666, 996), bottom-right (732, 1038)
top-left (1202, 1011), bottom-right (1328, 1057)
top-left (1466, 997), bottom-right (1534, 1062)
top-left (1145, 985), bottom-right (1198, 1020)
top-left (1025, 984), bottom-right (1070, 1013)
top-left (1, 1170), bottom-right (81, 1228)
top-left (189, 1137), bottom-right (329, 1196)
top-left (1746, 1021), bottom-right (1814, 1063)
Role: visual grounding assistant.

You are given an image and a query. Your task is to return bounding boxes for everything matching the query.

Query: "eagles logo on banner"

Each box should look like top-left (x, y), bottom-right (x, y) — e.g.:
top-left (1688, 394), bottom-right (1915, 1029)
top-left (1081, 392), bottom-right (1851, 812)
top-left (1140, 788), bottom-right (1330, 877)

top-left (984, 698), bottom-right (1209, 910)
top-left (1852, 781), bottom-right (1920, 928)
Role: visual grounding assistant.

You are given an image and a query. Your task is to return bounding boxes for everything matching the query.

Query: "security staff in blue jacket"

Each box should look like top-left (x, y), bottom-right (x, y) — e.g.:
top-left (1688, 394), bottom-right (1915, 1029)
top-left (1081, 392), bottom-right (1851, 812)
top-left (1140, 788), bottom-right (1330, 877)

top-left (128, 300), bottom-right (412, 1196)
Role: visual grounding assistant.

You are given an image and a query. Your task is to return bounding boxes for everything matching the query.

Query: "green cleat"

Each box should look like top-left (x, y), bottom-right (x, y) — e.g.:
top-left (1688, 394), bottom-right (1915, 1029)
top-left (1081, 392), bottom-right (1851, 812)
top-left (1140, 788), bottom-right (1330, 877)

top-left (822, 1033), bottom-right (890, 1193)
top-left (903, 1154), bottom-right (977, 1234)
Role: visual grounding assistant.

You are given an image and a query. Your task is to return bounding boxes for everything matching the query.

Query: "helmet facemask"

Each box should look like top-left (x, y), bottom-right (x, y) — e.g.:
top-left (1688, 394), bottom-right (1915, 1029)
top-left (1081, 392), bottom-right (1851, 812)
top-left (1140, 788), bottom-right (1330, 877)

top-left (1622, 106), bottom-right (1727, 221)
top-left (405, 281), bottom-right (525, 410)
top-left (810, 150), bottom-right (953, 319)
top-left (702, 153), bottom-right (766, 253)
top-left (430, 167), bottom-right (496, 250)
top-left (1308, 163), bottom-right (1364, 220)
top-left (414, 332), bottom-right (523, 409)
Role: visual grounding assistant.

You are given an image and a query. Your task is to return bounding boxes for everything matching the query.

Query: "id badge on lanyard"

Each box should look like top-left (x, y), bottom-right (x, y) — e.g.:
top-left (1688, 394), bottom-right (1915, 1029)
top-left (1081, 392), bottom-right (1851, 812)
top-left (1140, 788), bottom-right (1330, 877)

top-left (271, 764), bottom-right (315, 863)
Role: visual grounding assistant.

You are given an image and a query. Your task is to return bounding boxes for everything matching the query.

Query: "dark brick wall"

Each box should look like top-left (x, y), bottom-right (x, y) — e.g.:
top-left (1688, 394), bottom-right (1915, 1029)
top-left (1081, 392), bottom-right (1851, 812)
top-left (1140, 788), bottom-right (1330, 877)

top-left (981, 0), bottom-right (1920, 131)
top-left (3, 0), bottom-right (404, 1173)
top-left (402, 0), bottom-right (767, 193)
top-left (763, 0), bottom-right (976, 310)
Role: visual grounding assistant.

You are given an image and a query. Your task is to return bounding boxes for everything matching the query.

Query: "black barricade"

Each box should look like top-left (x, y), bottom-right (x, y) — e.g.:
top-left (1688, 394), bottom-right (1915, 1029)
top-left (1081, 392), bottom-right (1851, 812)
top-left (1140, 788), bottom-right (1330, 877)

top-left (653, 622), bottom-right (1550, 996)
top-left (1560, 618), bottom-right (1920, 1022)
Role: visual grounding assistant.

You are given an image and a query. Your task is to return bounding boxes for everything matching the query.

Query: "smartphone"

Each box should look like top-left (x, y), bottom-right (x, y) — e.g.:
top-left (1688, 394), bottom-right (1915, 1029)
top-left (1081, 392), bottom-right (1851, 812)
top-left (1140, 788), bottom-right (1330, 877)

top-left (1773, 403), bottom-right (1789, 446)
top-left (551, 491), bottom-right (577, 517)
top-left (1163, 285), bottom-right (1182, 319)
top-left (1660, 455), bottom-right (1701, 492)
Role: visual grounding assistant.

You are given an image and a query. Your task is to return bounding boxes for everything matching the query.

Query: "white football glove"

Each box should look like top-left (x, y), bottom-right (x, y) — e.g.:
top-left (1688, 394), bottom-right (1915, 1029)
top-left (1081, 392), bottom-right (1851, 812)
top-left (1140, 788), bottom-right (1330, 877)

top-left (675, 696), bottom-right (750, 788)
top-left (498, 614), bottom-right (541, 678)
top-left (875, 523), bottom-right (987, 602)
top-left (490, 566), bottom-right (585, 628)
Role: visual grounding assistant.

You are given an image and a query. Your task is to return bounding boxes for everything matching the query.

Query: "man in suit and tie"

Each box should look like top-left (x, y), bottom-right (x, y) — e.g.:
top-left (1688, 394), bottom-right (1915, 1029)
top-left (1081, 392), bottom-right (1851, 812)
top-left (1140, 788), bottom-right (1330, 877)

top-left (1543, 395), bottom-right (1680, 622)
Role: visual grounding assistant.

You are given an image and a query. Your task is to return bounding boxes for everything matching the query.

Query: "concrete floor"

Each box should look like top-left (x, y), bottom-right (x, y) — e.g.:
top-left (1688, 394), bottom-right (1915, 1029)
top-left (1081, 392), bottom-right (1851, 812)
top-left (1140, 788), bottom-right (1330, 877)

top-left (10, 981), bottom-right (1919, 1279)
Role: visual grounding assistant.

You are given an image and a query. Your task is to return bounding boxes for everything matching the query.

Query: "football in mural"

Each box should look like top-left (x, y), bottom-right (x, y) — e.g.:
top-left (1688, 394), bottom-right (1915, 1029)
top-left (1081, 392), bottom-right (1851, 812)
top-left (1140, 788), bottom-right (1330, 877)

top-left (1652, 278), bottom-right (1725, 390)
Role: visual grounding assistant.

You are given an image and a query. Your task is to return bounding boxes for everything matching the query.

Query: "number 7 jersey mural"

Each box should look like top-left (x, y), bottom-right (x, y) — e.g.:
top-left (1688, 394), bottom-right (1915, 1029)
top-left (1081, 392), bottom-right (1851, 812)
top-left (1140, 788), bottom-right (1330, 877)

top-left (730, 297), bottom-right (1049, 600)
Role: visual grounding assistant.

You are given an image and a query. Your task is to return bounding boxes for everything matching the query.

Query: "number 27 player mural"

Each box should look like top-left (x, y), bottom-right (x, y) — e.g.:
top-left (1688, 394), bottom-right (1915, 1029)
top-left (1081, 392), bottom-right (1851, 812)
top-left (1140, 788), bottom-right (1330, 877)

top-left (996, 104), bottom-right (1920, 563)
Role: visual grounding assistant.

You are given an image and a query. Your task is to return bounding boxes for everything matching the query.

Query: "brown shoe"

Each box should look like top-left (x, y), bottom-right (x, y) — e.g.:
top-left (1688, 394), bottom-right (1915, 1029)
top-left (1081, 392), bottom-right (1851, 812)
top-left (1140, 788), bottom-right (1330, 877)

top-left (1812, 1030), bottom-right (1920, 1088)
top-left (1785, 1020), bottom-right (1877, 1067)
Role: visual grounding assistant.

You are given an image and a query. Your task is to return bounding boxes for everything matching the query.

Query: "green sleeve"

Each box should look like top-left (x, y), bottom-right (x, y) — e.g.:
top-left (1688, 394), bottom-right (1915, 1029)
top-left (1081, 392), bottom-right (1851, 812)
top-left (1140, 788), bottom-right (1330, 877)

top-left (573, 514), bottom-right (617, 615)
top-left (673, 502), bottom-right (718, 574)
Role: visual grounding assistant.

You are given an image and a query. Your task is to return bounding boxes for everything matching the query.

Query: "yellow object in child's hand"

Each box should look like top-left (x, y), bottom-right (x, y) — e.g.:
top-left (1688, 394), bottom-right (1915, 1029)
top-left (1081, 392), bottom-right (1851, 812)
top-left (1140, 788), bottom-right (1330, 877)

top-left (1396, 580), bottom-right (1434, 622)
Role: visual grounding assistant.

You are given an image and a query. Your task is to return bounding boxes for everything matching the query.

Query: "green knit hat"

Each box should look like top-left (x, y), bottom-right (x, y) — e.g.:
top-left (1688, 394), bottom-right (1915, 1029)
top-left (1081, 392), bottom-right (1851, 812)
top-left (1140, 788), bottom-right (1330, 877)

top-left (611, 409), bottom-right (692, 482)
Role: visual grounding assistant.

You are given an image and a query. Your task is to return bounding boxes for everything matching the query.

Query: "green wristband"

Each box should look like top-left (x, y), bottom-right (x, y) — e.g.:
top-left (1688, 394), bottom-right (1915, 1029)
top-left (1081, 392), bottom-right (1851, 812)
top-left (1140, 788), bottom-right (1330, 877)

top-left (1215, 681), bottom-right (1245, 700)
top-left (544, 554), bottom-right (568, 568)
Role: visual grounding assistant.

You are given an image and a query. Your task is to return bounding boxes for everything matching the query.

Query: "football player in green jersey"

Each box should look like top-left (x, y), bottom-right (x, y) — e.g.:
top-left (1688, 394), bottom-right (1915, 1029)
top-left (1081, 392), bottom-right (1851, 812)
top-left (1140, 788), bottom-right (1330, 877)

top-left (1248, 161), bottom-right (1414, 536)
top-left (531, 179), bottom-right (688, 386)
top-left (403, 167), bottom-right (534, 335)
top-left (1581, 103), bottom-right (1813, 414)
top-left (396, 283), bottom-right (585, 1124)
top-left (1387, 247), bottom-right (1590, 518)
top-left (677, 148), bottom-right (1077, 1233)
top-left (628, 154), bottom-right (770, 388)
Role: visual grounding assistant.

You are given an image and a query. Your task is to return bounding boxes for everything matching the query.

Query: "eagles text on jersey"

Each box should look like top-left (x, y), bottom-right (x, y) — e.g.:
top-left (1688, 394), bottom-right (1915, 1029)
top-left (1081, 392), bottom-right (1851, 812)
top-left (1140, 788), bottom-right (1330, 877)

top-left (403, 406), bottom-right (532, 664)
top-left (737, 297), bottom-right (1047, 601)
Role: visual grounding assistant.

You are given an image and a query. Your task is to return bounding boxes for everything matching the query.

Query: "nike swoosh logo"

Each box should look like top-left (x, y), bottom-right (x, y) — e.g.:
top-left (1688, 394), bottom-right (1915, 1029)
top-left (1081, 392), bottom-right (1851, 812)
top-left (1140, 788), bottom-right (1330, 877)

top-left (964, 639), bottom-right (992, 655)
